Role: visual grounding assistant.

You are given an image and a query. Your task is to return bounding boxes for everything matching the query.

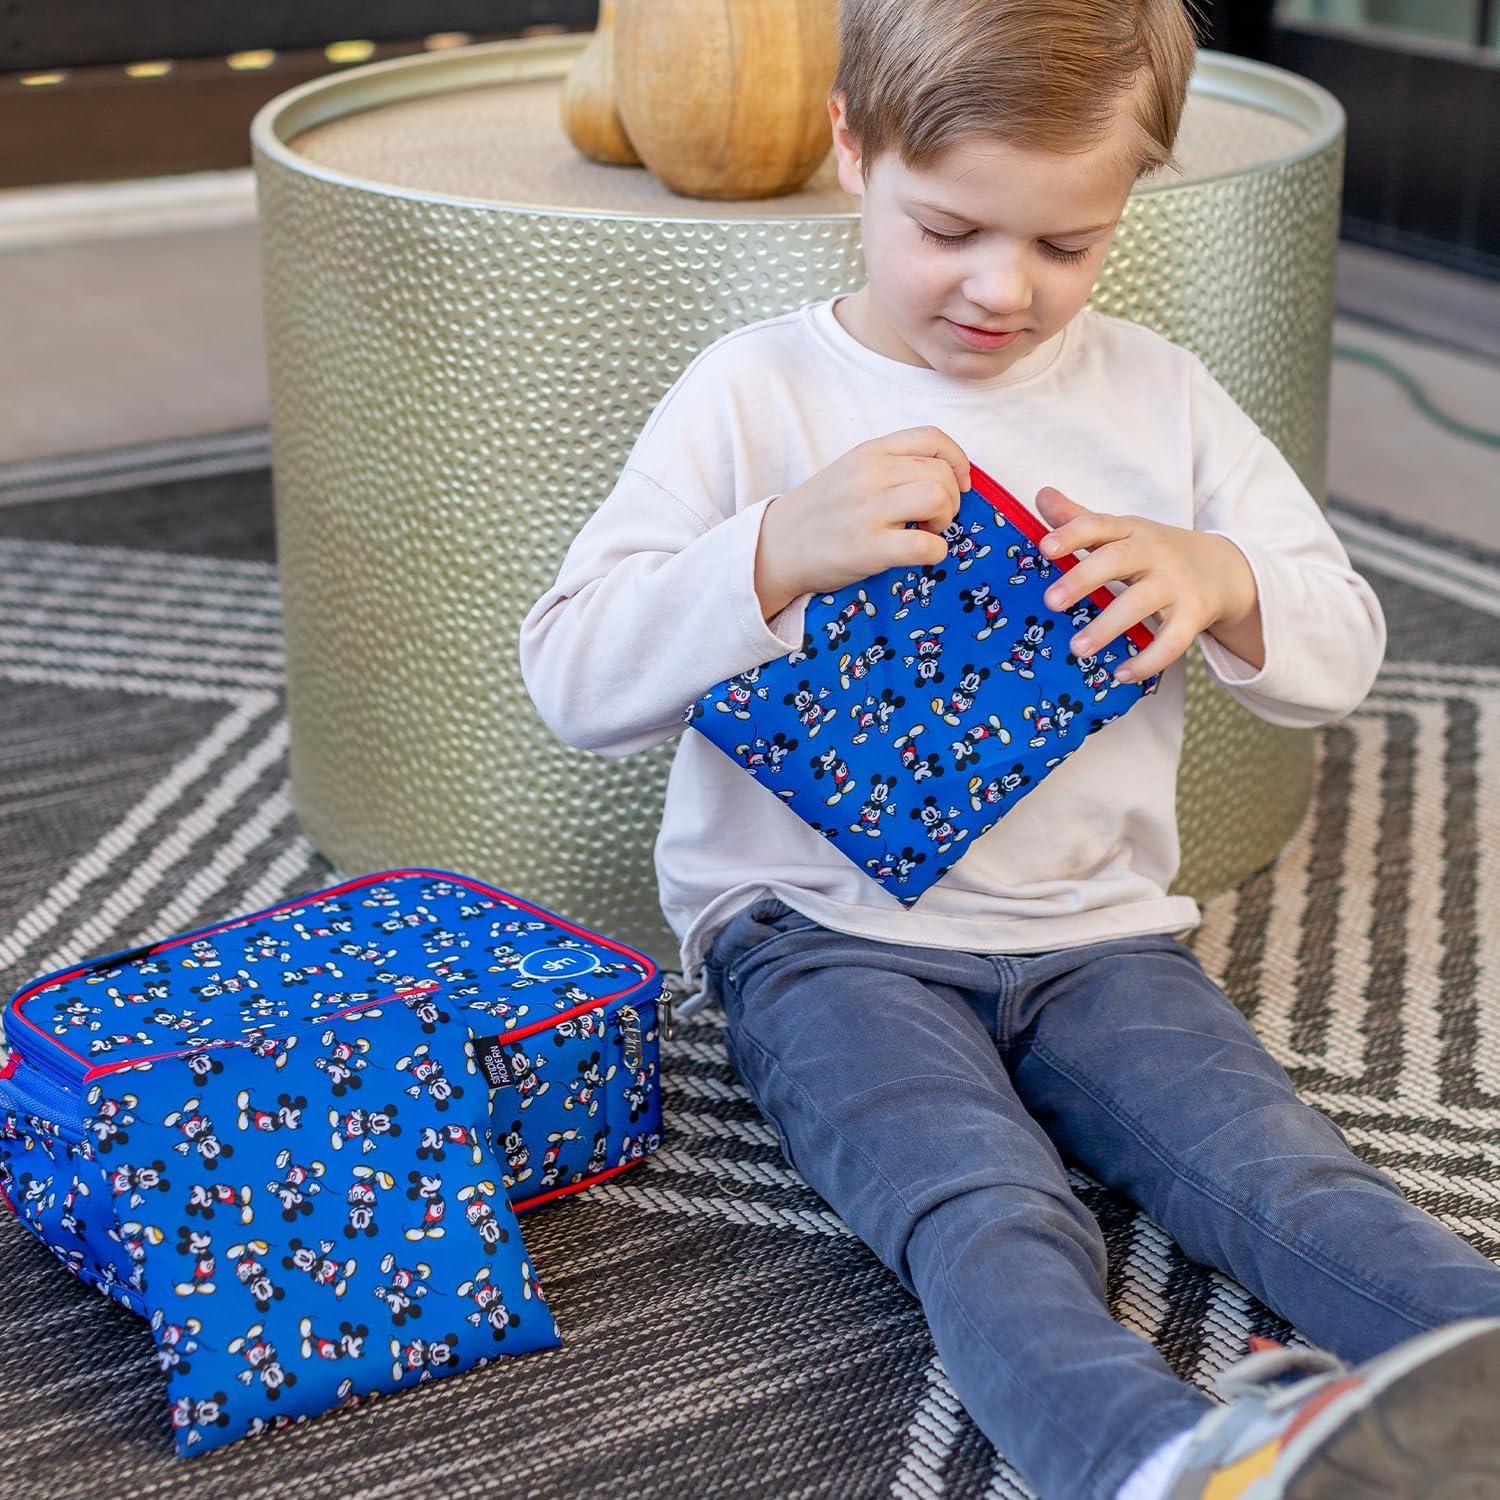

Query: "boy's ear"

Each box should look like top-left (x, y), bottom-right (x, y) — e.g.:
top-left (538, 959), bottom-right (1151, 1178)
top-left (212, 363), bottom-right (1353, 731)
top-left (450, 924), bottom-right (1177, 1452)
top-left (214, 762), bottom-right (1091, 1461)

top-left (827, 91), bottom-right (865, 199)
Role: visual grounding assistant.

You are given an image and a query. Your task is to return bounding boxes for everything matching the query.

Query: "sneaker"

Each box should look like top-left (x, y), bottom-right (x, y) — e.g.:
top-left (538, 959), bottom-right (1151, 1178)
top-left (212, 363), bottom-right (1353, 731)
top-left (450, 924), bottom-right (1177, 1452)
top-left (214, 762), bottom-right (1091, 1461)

top-left (1162, 1317), bottom-right (1500, 1498)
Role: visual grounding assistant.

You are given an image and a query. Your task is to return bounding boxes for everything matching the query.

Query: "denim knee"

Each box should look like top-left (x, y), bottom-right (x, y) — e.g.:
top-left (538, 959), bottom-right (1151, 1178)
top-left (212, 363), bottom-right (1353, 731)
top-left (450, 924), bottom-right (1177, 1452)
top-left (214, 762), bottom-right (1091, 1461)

top-left (893, 1177), bottom-right (1110, 1304)
top-left (1158, 1095), bottom-right (1407, 1270)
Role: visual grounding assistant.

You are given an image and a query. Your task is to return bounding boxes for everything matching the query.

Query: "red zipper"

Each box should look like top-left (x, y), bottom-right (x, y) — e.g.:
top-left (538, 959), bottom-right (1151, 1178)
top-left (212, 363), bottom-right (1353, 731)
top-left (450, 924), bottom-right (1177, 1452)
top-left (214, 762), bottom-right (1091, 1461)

top-left (515, 1156), bottom-right (645, 1215)
top-left (967, 462), bottom-right (1155, 653)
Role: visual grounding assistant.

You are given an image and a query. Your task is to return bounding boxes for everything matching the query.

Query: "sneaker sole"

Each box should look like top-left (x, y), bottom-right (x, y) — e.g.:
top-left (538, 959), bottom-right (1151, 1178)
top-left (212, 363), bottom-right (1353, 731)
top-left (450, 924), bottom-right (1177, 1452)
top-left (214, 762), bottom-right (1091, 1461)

top-left (1273, 1319), bottom-right (1500, 1499)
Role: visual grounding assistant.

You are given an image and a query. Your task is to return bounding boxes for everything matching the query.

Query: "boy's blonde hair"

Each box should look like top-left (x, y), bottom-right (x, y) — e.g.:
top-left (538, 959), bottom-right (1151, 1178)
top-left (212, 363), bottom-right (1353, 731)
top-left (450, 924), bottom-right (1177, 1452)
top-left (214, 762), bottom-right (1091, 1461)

top-left (832, 0), bottom-right (1201, 180)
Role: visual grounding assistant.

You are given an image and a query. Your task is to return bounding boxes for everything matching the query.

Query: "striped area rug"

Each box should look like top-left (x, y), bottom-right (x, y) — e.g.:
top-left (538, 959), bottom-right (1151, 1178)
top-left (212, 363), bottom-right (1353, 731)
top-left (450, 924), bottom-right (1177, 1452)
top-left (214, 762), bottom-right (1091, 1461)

top-left (0, 470), bottom-right (1498, 1498)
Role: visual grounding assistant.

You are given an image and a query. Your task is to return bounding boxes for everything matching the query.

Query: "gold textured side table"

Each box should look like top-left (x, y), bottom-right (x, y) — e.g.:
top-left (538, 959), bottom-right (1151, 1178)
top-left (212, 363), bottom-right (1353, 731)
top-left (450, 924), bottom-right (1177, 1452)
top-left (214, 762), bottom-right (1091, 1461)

top-left (251, 35), bottom-right (1345, 974)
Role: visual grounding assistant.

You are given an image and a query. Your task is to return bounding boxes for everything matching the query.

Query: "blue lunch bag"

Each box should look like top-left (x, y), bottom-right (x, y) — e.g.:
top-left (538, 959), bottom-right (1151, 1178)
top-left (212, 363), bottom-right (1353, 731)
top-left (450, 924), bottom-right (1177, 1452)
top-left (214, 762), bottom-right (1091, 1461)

top-left (0, 869), bottom-right (668, 1454)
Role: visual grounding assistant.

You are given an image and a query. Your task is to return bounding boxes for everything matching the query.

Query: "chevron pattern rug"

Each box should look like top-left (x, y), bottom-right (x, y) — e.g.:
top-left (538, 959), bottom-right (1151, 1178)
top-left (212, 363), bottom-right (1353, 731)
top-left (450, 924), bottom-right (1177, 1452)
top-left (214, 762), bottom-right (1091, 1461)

top-left (1, 464), bottom-right (1498, 1498)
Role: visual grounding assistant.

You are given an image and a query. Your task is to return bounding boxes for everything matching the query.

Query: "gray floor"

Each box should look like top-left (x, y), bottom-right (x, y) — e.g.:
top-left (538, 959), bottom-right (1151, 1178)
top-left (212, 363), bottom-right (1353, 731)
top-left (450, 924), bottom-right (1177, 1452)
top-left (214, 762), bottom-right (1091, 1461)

top-left (0, 216), bottom-right (1496, 550)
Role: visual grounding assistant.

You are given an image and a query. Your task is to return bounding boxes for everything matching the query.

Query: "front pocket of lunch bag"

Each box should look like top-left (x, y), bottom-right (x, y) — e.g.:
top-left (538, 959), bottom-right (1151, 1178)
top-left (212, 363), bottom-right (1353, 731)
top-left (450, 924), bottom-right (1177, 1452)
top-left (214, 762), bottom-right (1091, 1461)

top-left (79, 1001), bottom-right (563, 1458)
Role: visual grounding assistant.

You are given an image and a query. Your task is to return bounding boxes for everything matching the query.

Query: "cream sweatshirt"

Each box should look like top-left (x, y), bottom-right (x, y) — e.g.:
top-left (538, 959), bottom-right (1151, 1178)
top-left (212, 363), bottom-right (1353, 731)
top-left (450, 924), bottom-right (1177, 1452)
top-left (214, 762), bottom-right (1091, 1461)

top-left (518, 296), bottom-right (1386, 1017)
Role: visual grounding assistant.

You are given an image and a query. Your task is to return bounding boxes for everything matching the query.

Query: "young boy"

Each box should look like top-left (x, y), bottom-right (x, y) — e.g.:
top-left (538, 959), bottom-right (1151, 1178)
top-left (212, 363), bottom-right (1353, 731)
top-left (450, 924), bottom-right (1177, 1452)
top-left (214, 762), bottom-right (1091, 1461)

top-left (519, 2), bottom-right (1500, 1495)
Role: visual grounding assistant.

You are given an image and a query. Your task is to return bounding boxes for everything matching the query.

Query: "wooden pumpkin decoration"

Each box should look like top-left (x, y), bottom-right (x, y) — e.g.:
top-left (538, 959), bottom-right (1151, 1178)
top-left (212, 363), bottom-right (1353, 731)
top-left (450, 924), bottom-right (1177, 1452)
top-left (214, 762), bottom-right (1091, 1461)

top-left (613, 0), bottom-right (840, 201)
top-left (560, 0), bottom-right (642, 167)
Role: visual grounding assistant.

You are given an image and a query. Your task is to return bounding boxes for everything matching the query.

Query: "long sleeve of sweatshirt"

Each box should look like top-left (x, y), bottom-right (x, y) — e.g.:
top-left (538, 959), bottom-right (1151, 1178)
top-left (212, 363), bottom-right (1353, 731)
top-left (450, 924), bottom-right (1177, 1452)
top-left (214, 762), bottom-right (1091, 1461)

top-left (1188, 356), bottom-right (1387, 729)
top-left (519, 472), bottom-right (811, 759)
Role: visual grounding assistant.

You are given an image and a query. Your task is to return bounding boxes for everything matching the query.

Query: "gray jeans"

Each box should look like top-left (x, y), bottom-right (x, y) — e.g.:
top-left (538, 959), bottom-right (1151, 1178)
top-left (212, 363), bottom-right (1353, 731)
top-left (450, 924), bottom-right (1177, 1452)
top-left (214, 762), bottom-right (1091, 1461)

top-left (704, 896), bottom-right (1500, 1500)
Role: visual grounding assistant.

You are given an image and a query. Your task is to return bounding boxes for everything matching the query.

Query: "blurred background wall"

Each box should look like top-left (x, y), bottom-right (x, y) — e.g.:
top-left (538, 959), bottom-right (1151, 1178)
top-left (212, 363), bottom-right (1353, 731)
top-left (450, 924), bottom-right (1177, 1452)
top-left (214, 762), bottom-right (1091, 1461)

top-left (0, 3), bottom-right (594, 188)
top-left (2, 0), bottom-right (1496, 276)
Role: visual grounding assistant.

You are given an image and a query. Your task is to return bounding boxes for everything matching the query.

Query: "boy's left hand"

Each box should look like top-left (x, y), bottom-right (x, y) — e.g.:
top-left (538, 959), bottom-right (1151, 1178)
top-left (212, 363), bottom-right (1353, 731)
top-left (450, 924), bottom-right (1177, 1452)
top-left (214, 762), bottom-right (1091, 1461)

top-left (1033, 486), bottom-right (1259, 683)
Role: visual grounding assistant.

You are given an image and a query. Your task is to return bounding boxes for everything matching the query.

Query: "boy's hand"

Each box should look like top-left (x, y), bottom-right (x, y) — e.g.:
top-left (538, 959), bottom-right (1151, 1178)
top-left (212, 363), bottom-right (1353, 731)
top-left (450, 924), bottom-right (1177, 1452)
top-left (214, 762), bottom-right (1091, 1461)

top-left (755, 427), bottom-right (972, 620)
top-left (1033, 486), bottom-right (1261, 682)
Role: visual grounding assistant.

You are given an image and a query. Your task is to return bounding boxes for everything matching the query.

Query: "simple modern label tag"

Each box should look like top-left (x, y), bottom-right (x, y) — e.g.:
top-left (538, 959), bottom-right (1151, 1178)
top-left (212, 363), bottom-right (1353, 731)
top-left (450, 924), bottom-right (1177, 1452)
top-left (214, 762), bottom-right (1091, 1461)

top-left (470, 1035), bottom-right (530, 1089)
top-left (516, 946), bottom-right (600, 981)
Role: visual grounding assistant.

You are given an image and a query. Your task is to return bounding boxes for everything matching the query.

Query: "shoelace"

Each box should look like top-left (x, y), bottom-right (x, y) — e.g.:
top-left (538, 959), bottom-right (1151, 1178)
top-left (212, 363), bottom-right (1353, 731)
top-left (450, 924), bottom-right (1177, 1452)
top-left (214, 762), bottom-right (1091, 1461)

top-left (1213, 1344), bottom-right (1349, 1411)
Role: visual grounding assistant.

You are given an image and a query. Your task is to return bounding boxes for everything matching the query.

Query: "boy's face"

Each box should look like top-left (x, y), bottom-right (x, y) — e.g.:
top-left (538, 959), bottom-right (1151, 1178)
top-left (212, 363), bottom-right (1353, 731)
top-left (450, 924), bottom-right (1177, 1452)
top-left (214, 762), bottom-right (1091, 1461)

top-left (828, 91), bottom-right (1143, 381)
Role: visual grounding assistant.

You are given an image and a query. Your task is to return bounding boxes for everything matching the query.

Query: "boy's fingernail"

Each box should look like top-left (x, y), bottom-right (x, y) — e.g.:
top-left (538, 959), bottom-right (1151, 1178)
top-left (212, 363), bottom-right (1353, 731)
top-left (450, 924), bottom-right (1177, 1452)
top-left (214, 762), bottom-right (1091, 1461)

top-left (1046, 586), bottom-right (1063, 606)
top-left (1040, 537), bottom-right (1057, 555)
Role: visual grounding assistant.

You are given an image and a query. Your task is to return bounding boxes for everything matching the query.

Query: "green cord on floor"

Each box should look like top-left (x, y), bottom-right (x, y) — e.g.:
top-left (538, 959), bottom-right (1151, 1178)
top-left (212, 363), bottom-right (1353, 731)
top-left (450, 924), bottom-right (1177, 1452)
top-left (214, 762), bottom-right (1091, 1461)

top-left (1332, 343), bottom-right (1500, 449)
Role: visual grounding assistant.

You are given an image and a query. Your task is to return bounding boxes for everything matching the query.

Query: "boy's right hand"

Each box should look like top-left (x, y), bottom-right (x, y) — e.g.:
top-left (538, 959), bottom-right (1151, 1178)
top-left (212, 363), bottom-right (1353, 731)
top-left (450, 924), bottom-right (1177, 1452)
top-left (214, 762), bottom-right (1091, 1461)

top-left (754, 427), bottom-right (972, 621)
